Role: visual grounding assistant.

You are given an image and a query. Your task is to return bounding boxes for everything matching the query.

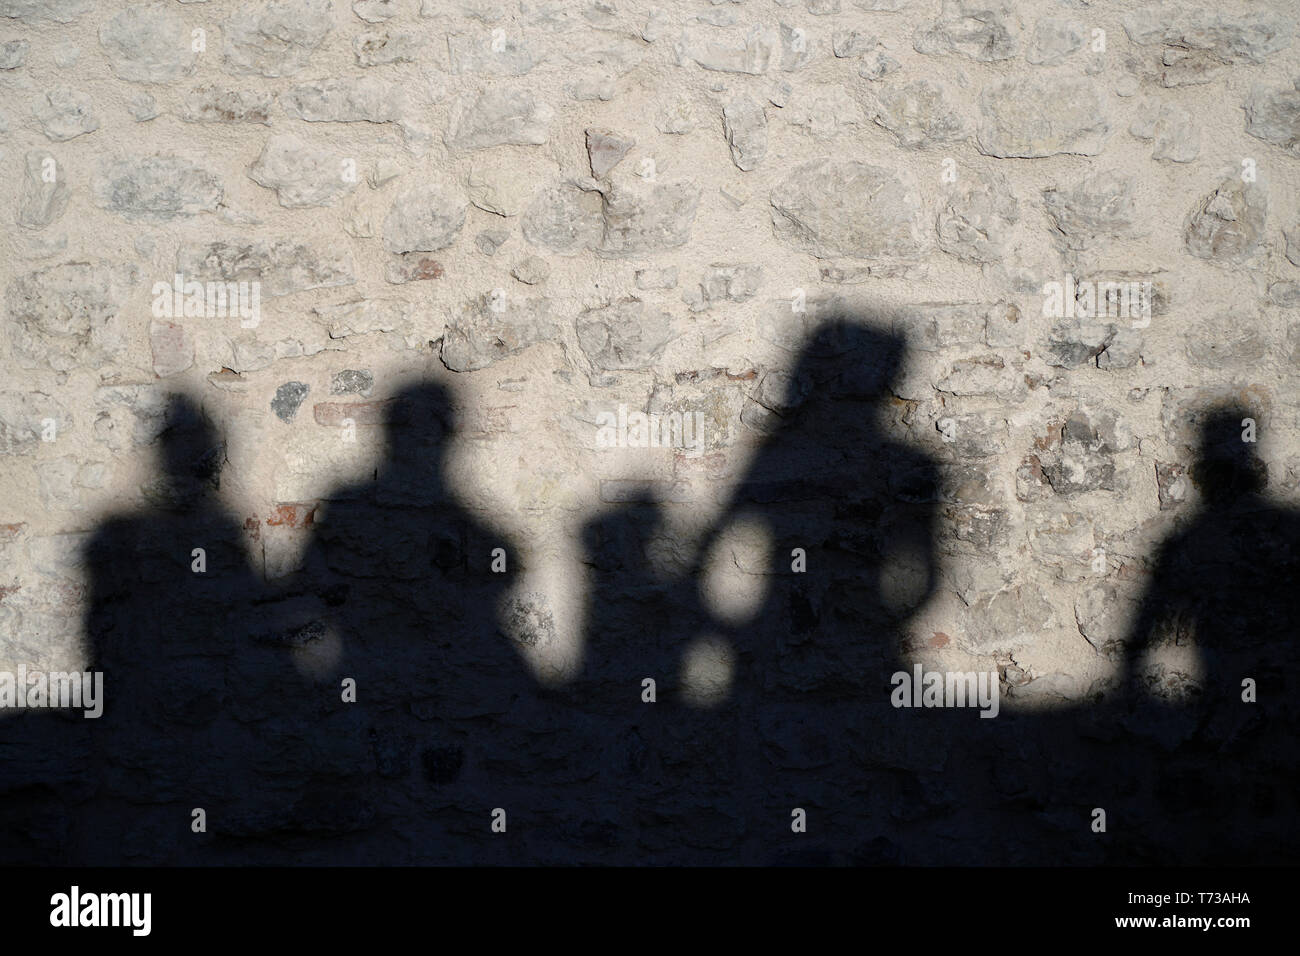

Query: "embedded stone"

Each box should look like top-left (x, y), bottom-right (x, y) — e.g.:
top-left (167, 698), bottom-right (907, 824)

top-left (977, 76), bottom-right (1110, 157)
top-left (18, 150), bottom-right (68, 229)
top-left (99, 2), bottom-right (197, 84)
top-left (248, 134), bottom-right (358, 208)
top-left (382, 182), bottom-right (467, 254)
top-left (770, 160), bottom-right (927, 260)
top-left (575, 299), bottom-right (673, 371)
top-left (92, 155), bottom-right (223, 221)
top-left (221, 0), bottom-right (333, 78)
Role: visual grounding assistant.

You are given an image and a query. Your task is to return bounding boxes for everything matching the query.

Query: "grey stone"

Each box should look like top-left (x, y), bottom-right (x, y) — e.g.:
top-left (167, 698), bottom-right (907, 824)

top-left (1123, 6), bottom-right (1291, 69)
top-left (914, 1), bottom-right (1022, 62)
top-left (770, 159), bottom-right (927, 260)
top-left (1080, 580), bottom-right (1139, 652)
top-left (684, 264), bottom-right (763, 312)
top-left (936, 413), bottom-right (1008, 462)
top-left (447, 0), bottom-right (505, 22)
top-left (92, 385), bottom-right (175, 448)
top-left (787, 86), bottom-right (868, 137)
top-left (1044, 316), bottom-right (1140, 370)
top-left (18, 150), bottom-right (68, 229)
top-left (936, 354), bottom-right (1025, 401)
top-left (521, 181), bottom-right (605, 254)
top-left (92, 155), bottom-right (223, 221)
top-left (757, 293), bottom-right (861, 354)
top-left (586, 128), bottom-right (634, 178)
top-left (128, 92), bottom-right (159, 121)
top-left (448, 32), bottom-right (543, 75)
top-left (0, 390), bottom-right (68, 455)
top-left (870, 80), bottom-right (967, 149)
top-left (859, 50), bottom-right (900, 80)
top-left (99, 2), bottom-right (197, 84)
top-left (272, 382), bottom-right (310, 422)
top-left (1129, 101), bottom-right (1200, 162)
top-left (832, 30), bottom-right (875, 58)
top-left (249, 134), bottom-right (358, 208)
top-left (565, 76), bottom-right (615, 103)
top-left (1042, 171), bottom-right (1142, 251)
top-left (440, 293), bottom-right (558, 372)
top-left (50, 40), bottom-right (77, 68)
top-left (282, 76), bottom-right (405, 124)
top-left (890, 302), bottom-right (988, 353)
top-left (597, 178), bottom-right (702, 258)
top-left (0, 39), bottom-right (29, 69)
top-left (935, 171), bottom-right (1018, 264)
top-left (1042, 423), bottom-right (1118, 495)
top-left (1185, 320), bottom-right (1266, 367)
top-left (635, 267), bottom-right (677, 290)
top-left (723, 96), bottom-right (767, 171)
top-left (676, 24), bottom-right (779, 74)
top-left (983, 301), bottom-right (1023, 348)
top-left (222, 0), bottom-right (333, 77)
top-left (352, 0), bottom-right (396, 21)
top-left (1286, 223), bottom-right (1300, 267)
top-left (779, 23), bottom-right (816, 72)
top-left (177, 240), bottom-right (355, 296)
top-left (1244, 80), bottom-right (1300, 156)
top-left (315, 298), bottom-right (414, 338)
top-left (943, 506), bottom-right (1013, 555)
top-left (511, 256), bottom-right (550, 285)
top-left (34, 86), bottom-right (98, 141)
top-left (382, 182), bottom-right (467, 254)
top-left (0, 0), bottom-right (88, 22)
top-left (1268, 282), bottom-right (1300, 308)
top-left (5, 261), bottom-right (138, 371)
top-left (368, 159), bottom-right (401, 189)
top-left (1095, 328), bottom-right (1143, 370)
top-left (655, 97), bottom-right (696, 133)
top-left (354, 30), bottom-right (423, 66)
top-left (467, 163), bottom-right (535, 217)
top-left (149, 319), bottom-right (193, 377)
top-left (331, 369), bottom-right (373, 396)
top-left (1183, 178), bottom-right (1267, 263)
top-left (977, 76), bottom-right (1110, 157)
top-left (445, 89), bottom-right (553, 150)
top-left (1027, 17), bottom-right (1083, 65)
top-left (182, 86), bottom-right (275, 124)
top-left (575, 299), bottom-right (673, 371)
top-left (1155, 461), bottom-right (1188, 510)
top-left (475, 229), bottom-right (509, 256)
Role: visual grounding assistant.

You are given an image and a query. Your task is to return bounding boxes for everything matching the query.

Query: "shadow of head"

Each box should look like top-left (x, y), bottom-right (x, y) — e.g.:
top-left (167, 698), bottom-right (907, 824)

top-left (147, 394), bottom-right (224, 510)
top-left (783, 317), bottom-right (906, 409)
top-left (582, 491), bottom-right (665, 573)
top-left (380, 382), bottom-right (455, 462)
top-left (1190, 405), bottom-right (1266, 502)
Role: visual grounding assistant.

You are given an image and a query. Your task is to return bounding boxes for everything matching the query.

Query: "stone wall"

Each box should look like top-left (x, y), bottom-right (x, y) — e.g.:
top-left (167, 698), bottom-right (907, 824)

top-left (1, 0), bottom-right (1298, 864)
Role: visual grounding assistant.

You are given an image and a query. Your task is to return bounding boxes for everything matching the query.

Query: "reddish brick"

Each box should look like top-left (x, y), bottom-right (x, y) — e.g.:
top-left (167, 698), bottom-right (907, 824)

top-left (314, 399), bottom-right (402, 427)
top-left (266, 503), bottom-right (317, 529)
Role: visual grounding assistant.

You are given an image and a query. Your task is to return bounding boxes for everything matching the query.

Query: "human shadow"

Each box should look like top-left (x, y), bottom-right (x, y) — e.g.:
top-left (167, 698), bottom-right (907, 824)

top-left (0, 394), bottom-right (301, 863)
top-left (689, 318), bottom-right (948, 864)
top-left (571, 318), bottom-right (1300, 866)
top-left (6, 360), bottom-right (1297, 866)
top-left (1112, 405), bottom-right (1300, 863)
top-left (286, 381), bottom-right (543, 863)
top-left (570, 319), bottom-right (945, 863)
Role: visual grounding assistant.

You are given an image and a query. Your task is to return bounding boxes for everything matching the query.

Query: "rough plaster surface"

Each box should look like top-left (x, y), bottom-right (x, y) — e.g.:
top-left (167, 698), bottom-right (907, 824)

top-left (1, 0), bottom-right (1299, 864)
